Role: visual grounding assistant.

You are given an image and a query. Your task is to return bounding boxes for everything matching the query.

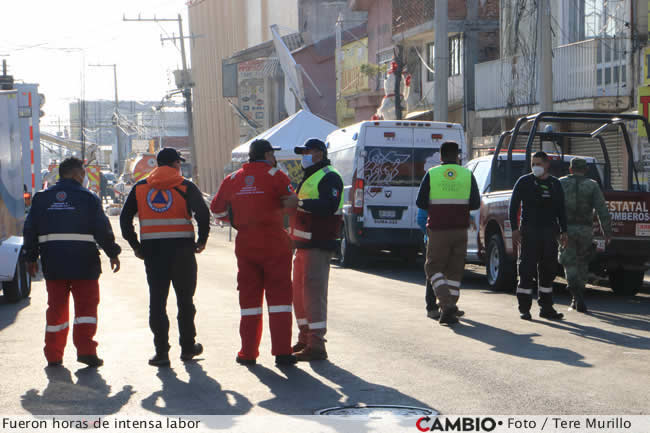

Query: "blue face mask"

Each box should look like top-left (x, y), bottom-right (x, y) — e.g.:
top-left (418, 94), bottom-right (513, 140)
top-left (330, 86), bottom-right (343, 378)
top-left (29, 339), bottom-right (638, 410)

top-left (301, 154), bottom-right (314, 169)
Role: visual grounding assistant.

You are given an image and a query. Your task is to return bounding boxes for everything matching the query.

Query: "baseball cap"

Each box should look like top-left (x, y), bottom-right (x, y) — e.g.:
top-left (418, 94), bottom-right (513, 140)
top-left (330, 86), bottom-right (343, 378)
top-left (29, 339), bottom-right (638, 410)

top-left (294, 138), bottom-right (327, 155)
top-left (157, 148), bottom-right (185, 165)
top-left (249, 139), bottom-right (281, 161)
top-left (570, 157), bottom-right (587, 170)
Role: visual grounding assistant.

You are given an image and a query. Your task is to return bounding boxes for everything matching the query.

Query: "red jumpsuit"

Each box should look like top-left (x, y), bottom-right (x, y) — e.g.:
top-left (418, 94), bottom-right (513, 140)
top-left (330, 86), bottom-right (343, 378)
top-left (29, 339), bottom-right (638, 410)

top-left (211, 162), bottom-right (294, 360)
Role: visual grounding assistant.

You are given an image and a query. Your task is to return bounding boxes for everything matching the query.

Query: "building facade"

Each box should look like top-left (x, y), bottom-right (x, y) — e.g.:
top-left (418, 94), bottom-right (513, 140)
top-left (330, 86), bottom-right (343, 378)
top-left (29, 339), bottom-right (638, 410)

top-left (472, 0), bottom-right (650, 189)
top-left (188, 0), bottom-right (247, 193)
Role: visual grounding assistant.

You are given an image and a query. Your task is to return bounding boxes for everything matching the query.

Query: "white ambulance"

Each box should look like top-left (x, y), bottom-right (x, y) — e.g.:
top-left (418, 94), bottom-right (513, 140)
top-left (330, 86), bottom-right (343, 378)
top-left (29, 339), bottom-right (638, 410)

top-left (326, 120), bottom-right (467, 266)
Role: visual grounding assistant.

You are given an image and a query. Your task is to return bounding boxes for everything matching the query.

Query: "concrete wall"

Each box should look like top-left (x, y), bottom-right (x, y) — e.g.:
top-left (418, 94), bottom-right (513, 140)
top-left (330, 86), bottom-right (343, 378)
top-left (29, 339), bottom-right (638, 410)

top-left (188, 0), bottom-right (247, 194)
top-left (392, 0), bottom-right (499, 35)
top-left (366, 0), bottom-right (393, 92)
top-left (299, 0), bottom-right (367, 43)
top-left (246, 0), bottom-right (299, 47)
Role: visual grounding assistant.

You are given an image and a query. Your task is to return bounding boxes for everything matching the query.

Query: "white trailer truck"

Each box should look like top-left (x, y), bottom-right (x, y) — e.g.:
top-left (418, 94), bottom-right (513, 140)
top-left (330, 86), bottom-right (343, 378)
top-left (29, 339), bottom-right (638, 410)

top-left (0, 89), bottom-right (32, 302)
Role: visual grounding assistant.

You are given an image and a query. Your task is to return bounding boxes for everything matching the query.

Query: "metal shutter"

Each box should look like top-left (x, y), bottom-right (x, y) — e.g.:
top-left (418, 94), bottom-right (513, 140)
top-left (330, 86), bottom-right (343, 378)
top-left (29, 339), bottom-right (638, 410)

top-left (566, 124), bottom-right (625, 190)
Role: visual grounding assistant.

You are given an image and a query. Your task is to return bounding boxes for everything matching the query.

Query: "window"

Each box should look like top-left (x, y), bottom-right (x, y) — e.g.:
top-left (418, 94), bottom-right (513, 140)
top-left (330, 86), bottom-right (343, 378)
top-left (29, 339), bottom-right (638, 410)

top-left (376, 47), bottom-right (394, 91)
top-left (449, 34), bottom-right (463, 77)
top-left (364, 146), bottom-right (415, 187)
top-left (472, 160), bottom-right (491, 193)
top-left (426, 43), bottom-right (435, 82)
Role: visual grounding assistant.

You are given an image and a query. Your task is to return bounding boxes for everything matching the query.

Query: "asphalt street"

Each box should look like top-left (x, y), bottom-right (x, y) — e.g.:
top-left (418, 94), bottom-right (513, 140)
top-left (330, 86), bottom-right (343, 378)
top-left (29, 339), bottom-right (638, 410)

top-left (0, 216), bottom-right (648, 416)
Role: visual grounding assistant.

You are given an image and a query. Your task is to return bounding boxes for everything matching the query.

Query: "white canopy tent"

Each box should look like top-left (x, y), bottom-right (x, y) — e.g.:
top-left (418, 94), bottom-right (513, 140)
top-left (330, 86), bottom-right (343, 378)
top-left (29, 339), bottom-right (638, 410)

top-left (231, 110), bottom-right (337, 162)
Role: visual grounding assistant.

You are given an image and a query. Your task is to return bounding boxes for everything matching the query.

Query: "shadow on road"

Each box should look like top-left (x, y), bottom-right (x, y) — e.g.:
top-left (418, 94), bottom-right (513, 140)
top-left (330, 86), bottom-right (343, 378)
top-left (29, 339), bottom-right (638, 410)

top-left (534, 318), bottom-right (650, 350)
top-left (451, 319), bottom-right (592, 368)
top-left (247, 363), bottom-right (432, 431)
top-left (245, 364), bottom-right (340, 414)
top-left (0, 296), bottom-right (31, 332)
top-left (141, 362), bottom-right (252, 417)
top-left (246, 361), bottom-right (434, 414)
top-left (21, 366), bottom-right (134, 415)
top-left (310, 361), bottom-right (434, 411)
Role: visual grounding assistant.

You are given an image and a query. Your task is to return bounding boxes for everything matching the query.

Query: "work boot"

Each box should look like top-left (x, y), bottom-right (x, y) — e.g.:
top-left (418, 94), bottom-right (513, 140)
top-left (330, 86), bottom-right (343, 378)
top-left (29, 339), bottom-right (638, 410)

top-left (427, 308), bottom-right (441, 320)
top-left (47, 360), bottom-right (63, 368)
top-left (540, 309), bottom-right (564, 320)
top-left (180, 343), bottom-right (203, 361)
top-left (520, 312), bottom-right (532, 320)
top-left (77, 355), bottom-right (104, 368)
top-left (148, 353), bottom-right (170, 367)
top-left (295, 346), bottom-right (328, 361)
top-left (235, 356), bottom-right (256, 366)
top-left (438, 308), bottom-right (459, 325)
top-left (275, 354), bottom-right (298, 366)
top-left (292, 342), bottom-right (307, 353)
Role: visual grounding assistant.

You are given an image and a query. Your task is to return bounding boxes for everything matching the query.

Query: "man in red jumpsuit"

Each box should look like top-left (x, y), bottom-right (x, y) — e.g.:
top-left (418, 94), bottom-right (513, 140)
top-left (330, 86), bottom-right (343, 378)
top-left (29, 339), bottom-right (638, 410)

top-left (211, 139), bottom-right (298, 366)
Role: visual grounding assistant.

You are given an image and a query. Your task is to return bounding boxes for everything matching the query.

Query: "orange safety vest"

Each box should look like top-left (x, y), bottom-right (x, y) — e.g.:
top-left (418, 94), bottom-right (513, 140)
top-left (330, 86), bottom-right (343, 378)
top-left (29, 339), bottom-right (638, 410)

top-left (135, 182), bottom-right (194, 240)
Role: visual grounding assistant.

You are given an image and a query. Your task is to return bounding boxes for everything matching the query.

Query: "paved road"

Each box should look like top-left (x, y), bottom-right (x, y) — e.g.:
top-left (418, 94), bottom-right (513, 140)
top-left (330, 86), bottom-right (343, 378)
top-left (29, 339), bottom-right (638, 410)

top-left (1, 217), bottom-right (648, 416)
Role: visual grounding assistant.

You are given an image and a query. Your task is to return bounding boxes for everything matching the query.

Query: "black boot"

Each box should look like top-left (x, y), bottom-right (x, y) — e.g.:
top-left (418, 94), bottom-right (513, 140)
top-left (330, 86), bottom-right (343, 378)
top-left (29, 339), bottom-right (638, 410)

top-left (539, 308), bottom-right (564, 320)
top-left (77, 355), bottom-right (104, 367)
top-left (181, 343), bottom-right (203, 361)
top-left (149, 353), bottom-right (170, 366)
top-left (439, 307), bottom-right (459, 325)
top-left (275, 354), bottom-right (298, 366)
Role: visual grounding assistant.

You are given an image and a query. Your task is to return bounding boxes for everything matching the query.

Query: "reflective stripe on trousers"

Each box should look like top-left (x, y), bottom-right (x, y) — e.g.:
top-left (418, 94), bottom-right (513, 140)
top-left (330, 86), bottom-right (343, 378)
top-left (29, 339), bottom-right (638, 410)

top-left (46, 322), bottom-right (69, 332)
top-left (241, 307), bottom-right (263, 316)
top-left (308, 321), bottom-right (326, 329)
top-left (292, 228), bottom-right (312, 240)
top-left (268, 305), bottom-right (292, 313)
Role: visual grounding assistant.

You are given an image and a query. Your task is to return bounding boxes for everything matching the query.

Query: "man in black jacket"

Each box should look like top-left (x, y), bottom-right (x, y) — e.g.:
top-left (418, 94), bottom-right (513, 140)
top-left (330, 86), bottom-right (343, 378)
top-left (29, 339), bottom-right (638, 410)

top-left (24, 157), bottom-right (121, 368)
top-left (509, 151), bottom-right (567, 321)
top-left (120, 148), bottom-right (210, 366)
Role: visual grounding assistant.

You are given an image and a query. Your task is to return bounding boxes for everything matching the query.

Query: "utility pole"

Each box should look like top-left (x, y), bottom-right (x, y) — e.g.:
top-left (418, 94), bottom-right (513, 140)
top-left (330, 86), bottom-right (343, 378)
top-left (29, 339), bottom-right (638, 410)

top-left (394, 46), bottom-right (404, 120)
top-left (335, 14), bottom-right (342, 101)
top-left (80, 99), bottom-right (86, 162)
top-left (123, 14), bottom-right (198, 182)
top-left (537, 0), bottom-right (553, 112)
top-left (434, 0), bottom-right (449, 121)
top-left (90, 63), bottom-right (121, 174)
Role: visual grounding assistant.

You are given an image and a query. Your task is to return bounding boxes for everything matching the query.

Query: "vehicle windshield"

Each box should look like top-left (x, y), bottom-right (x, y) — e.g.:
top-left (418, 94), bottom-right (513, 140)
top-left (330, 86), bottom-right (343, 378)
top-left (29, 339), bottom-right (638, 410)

top-left (363, 146), bottom-right (441, 187)
top-left (492, 159), bottom-right (604, 191)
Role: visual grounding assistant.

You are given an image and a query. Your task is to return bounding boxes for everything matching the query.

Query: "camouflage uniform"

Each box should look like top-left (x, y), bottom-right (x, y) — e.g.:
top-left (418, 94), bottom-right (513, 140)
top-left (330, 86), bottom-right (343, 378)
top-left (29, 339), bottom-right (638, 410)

top-left (558, 158), bottom-right (612, 310)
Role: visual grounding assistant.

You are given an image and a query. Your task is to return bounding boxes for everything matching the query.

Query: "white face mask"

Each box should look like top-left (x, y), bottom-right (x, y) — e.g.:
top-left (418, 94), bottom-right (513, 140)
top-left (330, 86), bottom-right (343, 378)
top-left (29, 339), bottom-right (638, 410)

top-left (532, 165), bottom-right (545, 177)
top-left (301, 154), bottom-right (314, 169)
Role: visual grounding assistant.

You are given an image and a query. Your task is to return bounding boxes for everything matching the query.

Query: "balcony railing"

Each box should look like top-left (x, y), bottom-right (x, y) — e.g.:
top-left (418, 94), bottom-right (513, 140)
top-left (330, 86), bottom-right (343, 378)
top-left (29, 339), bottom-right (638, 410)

top-left (420, 73), bottom-right (464, 108)
top-left (475, 38), bottom-right (630, 111)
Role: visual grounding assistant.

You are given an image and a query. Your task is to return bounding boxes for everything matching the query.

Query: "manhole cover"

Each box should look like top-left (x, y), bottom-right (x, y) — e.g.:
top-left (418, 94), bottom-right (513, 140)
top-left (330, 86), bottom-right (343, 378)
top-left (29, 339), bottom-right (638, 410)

top-left (316, 405), bottom-right (438, 417)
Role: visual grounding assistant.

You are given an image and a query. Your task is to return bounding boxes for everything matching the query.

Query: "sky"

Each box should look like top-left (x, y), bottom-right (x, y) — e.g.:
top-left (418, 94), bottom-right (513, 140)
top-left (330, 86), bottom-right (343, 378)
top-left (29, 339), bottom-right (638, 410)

top-left (1, 0), bottom-right (189, 133)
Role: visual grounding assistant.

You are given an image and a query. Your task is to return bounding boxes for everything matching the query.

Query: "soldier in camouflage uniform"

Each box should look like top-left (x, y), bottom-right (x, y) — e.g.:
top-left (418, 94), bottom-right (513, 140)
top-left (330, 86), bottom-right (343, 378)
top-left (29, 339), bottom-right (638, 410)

top-left (559, 157), bottom-right (612, 313)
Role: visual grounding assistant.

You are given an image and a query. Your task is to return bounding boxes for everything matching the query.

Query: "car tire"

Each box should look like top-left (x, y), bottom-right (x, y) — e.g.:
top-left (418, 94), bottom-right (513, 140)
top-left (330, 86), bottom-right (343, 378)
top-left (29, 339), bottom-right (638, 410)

top-left (3, 258), bottom-right (30, 303)
top-left (608, 269), bottom-right (642, 296)
top-left (338, 225), bottom-right (359, 268)
top-left (485, 234), bottom-right (517, 292)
